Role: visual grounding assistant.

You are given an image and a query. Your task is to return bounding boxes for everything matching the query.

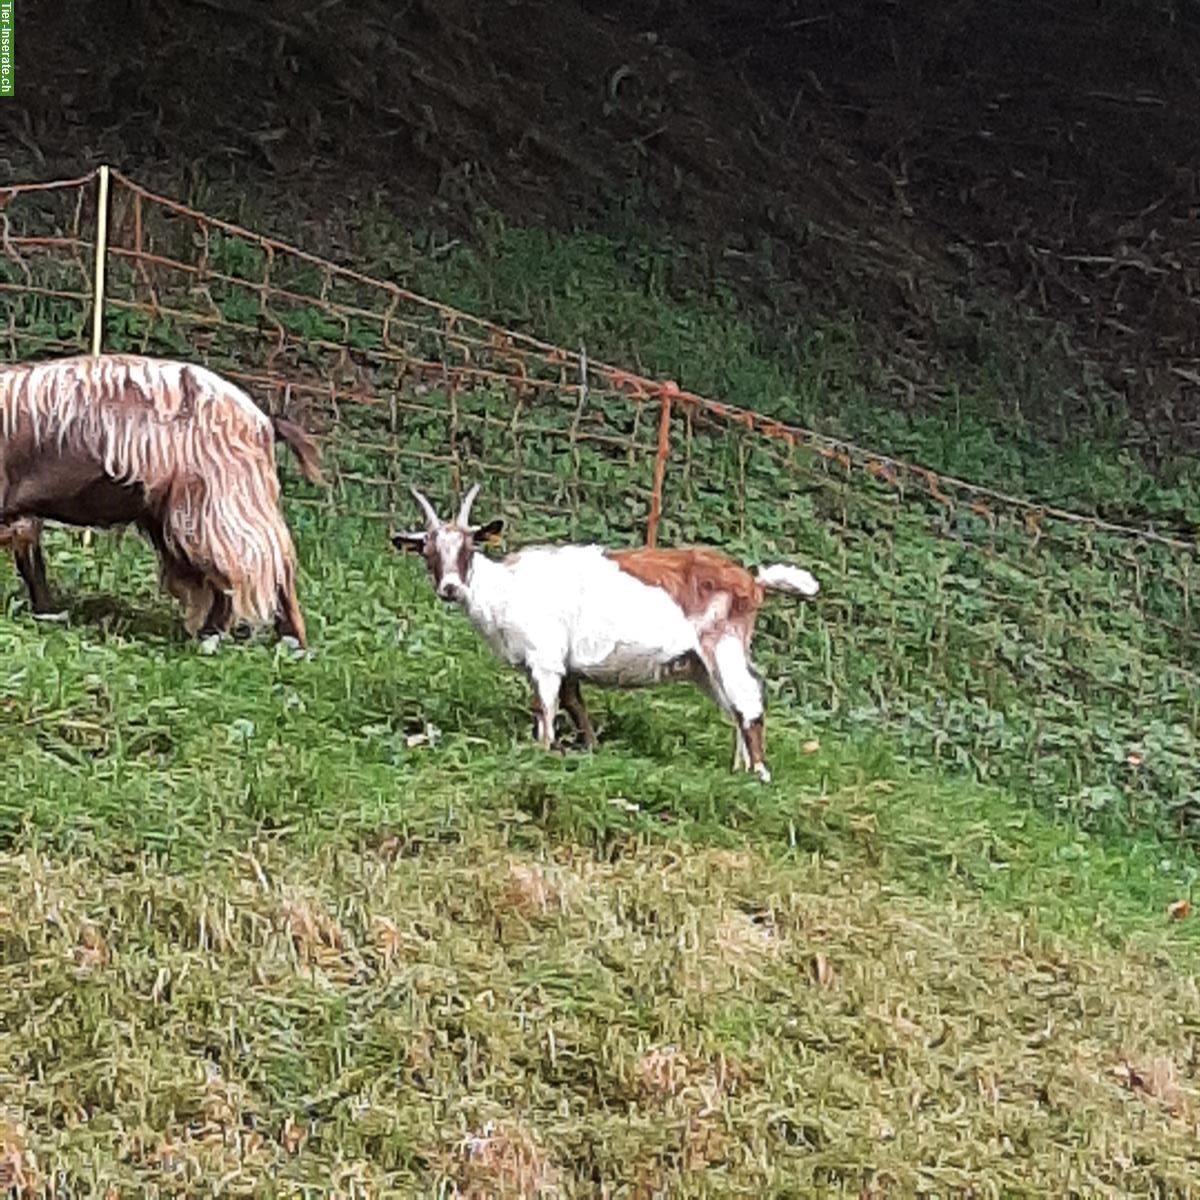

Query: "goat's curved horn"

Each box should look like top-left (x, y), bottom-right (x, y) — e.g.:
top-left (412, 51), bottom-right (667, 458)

top-left (457, 482), bottom-right (481, 527)
top-left (409, 486), bottom-right (440, 529)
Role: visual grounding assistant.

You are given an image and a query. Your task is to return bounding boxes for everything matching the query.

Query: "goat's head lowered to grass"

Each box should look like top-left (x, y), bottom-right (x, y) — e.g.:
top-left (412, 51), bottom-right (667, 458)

top-left (390, 483), bottom-right (505, 603)
top-left (0, 353), bottom-right (325, 650)
top-left (390, 481), bottom-right (821, 783)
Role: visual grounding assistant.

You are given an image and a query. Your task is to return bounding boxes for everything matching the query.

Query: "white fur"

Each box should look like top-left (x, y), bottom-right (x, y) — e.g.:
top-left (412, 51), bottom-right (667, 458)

top-left (460, 545), bottom-right (700, 685)
top-left (187, 363), bottom-right (272, 430)
top-left (756, 562), bottom-right (820, 597)
top-left (433, 527), bottom-right (469, 596)
top-left (713, 635), bottom-right (764, 723)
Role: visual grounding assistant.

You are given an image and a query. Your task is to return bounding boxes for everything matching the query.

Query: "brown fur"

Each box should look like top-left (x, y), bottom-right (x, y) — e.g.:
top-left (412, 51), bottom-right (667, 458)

top-left (272, 416), bottom-right (325, 486)
top-left (0, 516), bottom-right (40, 553)
top-left (607, 547), bottom-right (764, 644)
top-left (0, 354), bottom-right (324, 645)
top-left (0, 515), bottom-right (52, 614)
top-left (607, 548), bottom-right (764, 617)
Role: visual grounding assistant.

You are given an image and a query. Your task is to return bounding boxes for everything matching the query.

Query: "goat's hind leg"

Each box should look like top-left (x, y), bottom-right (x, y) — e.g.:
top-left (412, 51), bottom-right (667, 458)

top-left (712, 674), bottom-right (751, 772)
top-left (731, 723), bottom-right (751, 772)
top-left (561, 673), bottom-right (598, 749)
top-left (687, 648), bottom-right (750, 773)
top-left (710, 637), bottom-right (771, 783)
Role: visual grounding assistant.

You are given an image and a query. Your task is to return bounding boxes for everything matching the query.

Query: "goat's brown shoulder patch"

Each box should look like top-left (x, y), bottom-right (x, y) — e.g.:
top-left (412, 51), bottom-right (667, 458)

top-left (607, 547), bottom-right (762, 619)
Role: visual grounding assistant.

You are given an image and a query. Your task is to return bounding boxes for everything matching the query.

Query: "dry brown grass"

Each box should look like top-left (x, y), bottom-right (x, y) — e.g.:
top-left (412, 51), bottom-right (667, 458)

top-left (0, 1116), bottom-right (36, 1195)
top-left (490, 858), bottom-right (575, 934)
top-left (454, 1118), bottom-right (559, 1198)
top-left (2, 835), bottom-right (1199, 1195)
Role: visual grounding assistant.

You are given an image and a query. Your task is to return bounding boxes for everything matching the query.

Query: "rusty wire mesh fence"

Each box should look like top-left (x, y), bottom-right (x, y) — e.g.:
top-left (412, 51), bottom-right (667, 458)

top-left (2, 167), bottom-right (1198, 832)
top-left (0, 172), bottom-right (100, 360)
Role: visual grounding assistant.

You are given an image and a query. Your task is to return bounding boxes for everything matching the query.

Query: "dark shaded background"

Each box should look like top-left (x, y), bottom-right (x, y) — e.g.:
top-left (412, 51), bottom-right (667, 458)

top-left (4, 0), bottom-right (1199, 449)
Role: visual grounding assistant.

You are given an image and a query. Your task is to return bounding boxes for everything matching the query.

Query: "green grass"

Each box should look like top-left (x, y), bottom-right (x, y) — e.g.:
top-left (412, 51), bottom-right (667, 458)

top-left (360, 214), bottom-right (1200, 531)
top-left (2, 513), bottom-right (1199, 1195)
top-left (36, 197), bottom-right (1192, 845)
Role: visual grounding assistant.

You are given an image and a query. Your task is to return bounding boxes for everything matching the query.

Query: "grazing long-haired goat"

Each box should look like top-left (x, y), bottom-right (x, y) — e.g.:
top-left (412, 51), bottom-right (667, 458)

top-left (0, 353), bottom-right (324, 647)
top-left (391, 483), bottom-right (820, 781)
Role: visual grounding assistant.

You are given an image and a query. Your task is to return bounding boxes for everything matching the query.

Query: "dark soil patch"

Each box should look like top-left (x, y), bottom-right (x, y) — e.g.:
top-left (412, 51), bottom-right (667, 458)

top-left (4, 0), bottom-right (1199, 450)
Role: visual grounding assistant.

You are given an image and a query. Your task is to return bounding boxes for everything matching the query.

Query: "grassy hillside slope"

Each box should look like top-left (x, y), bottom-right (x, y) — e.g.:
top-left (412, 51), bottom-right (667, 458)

top-left (1, 502), bottom-right (1197, 1194)
top-left (1, 3), bottom-right (1199, 1189)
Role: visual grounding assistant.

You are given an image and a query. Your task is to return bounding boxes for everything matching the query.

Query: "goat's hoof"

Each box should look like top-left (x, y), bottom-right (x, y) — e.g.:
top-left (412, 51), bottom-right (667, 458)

top-left (754, 763), bottom-right (772, 784)
top-left (198, 633), bottom-right (222, 656)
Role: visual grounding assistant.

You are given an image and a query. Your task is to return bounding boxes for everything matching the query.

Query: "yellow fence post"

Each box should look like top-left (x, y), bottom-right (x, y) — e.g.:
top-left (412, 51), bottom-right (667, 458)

top-left (82, 165), bottom-right (111, 549)
top-left (89, 164), bottom-right (110, 357)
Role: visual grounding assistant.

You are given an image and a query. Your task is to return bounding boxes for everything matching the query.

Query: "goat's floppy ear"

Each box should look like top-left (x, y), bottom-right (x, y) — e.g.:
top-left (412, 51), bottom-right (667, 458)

top-left (390, 529), bottom-right (427, 553)
top-left (474, 517), bottom-right (505, 547)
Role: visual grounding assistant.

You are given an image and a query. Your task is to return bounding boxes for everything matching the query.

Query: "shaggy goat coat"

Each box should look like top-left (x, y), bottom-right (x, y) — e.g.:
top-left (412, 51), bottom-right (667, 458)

top-left (0, 353), bottom-right (321, 637)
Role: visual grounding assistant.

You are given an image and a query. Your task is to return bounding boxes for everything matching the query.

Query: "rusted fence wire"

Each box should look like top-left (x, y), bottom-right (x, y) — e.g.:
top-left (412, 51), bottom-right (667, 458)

top-left (1, 166), bottom-right (1198, 831)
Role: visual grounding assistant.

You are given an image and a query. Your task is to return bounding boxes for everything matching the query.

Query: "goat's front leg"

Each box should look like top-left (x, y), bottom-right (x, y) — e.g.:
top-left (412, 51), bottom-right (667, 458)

top-left (14, 538), bottom-right (55, 615)
top-left (528, 668), bottom-right (564, 751)
top-left (195, 585), bottom-right (242, 656)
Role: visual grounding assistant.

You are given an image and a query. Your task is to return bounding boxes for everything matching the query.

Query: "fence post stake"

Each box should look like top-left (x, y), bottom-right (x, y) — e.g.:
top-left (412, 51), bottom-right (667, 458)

top-left (646, 385), bottom-right (674, 548)
top-left (89, 164), bottom-right (111, 357)
top-left (80, 164), bottom-right (111, 550)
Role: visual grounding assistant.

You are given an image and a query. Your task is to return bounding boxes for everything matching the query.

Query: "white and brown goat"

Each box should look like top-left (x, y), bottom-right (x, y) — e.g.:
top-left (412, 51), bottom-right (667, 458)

top-left (391, 483), bottom-right (820, 781)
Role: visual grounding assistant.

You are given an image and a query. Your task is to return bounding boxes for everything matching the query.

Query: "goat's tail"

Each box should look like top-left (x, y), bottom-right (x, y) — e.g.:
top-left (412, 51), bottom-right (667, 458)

top-left (272, 416), bottom-right (326, 486)
top-left (755, 562), bottom-right (820, 599)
